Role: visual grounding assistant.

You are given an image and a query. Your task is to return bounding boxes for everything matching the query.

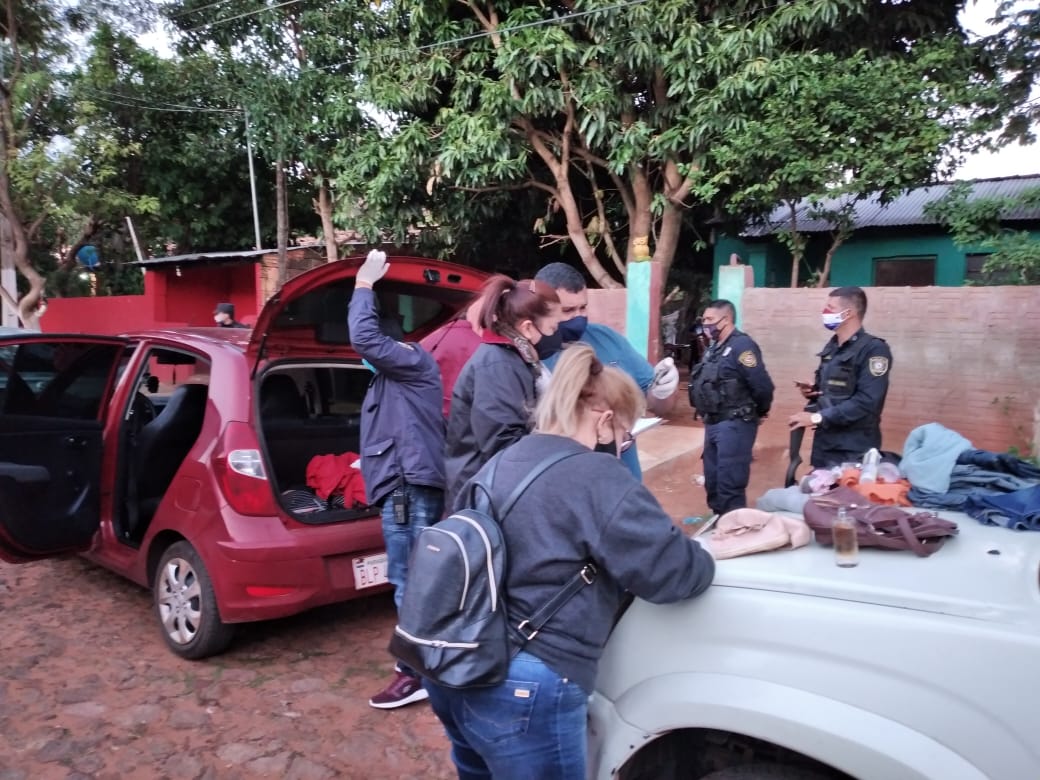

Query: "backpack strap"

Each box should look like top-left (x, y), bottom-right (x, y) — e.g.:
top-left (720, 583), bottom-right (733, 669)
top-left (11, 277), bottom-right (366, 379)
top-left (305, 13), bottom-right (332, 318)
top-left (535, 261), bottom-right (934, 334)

top-left (497, 448), bottom-right (586, 518)
top-left (515, 561), bottom-right (598, 643)
top-left (491, 447), bottom-right (598, 645)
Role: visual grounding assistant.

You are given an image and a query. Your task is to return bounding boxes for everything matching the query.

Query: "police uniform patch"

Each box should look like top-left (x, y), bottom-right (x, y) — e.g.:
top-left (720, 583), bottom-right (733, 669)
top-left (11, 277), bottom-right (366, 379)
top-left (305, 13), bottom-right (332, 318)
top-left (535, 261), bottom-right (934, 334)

top-left (738, 350), bottom-right (758, 368)
top-left (868, 356), bottom-right (889, 377)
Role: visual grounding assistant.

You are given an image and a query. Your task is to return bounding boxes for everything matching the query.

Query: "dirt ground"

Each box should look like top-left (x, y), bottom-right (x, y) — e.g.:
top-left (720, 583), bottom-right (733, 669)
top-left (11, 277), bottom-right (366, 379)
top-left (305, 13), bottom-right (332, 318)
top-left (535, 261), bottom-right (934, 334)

top-left (0, 403), bottom-right (792, 780)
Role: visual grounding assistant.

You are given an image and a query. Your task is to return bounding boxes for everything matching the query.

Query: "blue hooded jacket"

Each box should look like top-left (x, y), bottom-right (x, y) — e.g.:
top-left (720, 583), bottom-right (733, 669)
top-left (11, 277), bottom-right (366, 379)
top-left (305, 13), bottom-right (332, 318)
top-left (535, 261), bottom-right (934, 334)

top-left (347, 287), bottom-right (446, 506)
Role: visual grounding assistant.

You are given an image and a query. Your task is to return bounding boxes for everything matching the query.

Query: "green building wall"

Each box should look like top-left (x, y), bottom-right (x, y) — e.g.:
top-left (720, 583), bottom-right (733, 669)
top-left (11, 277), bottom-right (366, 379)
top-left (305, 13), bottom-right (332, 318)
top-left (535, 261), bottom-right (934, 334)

top-left (713, 227), bottom-right (1040, 293)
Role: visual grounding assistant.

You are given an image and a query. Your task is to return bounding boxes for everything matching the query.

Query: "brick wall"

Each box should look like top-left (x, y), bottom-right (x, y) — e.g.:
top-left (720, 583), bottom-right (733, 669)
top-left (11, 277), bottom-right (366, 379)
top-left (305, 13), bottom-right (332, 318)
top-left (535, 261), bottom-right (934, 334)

top-left (741, 286), bottom-right (1040, 455)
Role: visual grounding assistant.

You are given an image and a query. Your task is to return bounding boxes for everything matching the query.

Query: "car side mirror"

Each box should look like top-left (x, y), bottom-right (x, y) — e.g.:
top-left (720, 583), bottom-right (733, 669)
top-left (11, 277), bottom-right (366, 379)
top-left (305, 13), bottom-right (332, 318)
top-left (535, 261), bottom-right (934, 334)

top-left (146, 375), bottom-right (159, 393)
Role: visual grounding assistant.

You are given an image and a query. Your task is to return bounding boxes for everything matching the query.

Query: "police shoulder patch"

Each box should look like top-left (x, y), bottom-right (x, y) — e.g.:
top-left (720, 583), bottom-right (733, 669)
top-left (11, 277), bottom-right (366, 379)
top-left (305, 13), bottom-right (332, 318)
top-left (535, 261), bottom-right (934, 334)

top-left (868, 356), bottom-right (889, 377)
top-left (738, 350), bottom-right (758, 368)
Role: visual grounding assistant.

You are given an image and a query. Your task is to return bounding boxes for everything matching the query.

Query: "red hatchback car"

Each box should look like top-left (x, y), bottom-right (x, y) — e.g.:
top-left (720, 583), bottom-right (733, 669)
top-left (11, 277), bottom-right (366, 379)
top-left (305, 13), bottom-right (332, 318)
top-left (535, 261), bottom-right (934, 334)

top-left (0, 257), bottom-right (484, 659)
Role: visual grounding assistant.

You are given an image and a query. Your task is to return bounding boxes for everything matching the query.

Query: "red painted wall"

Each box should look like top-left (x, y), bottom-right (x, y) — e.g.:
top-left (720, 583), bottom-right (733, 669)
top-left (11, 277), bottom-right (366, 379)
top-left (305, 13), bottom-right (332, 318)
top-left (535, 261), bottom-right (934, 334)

top-left (41, 264), bottom-right (260, 335)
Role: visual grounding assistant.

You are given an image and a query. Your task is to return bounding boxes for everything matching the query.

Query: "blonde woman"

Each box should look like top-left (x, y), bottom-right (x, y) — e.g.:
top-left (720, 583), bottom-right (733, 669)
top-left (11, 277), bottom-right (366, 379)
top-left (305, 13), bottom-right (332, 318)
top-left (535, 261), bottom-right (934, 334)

top-left (426, 344), bottom-right (716, 780)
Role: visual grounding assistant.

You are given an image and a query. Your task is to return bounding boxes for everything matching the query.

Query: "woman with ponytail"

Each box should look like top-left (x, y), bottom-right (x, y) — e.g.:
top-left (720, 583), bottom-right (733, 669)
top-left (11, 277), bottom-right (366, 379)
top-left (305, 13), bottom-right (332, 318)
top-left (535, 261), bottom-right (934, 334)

top-left (427, 344), bottom-right (716, 780)
top-left (443, 274), bottom-right (562, 506)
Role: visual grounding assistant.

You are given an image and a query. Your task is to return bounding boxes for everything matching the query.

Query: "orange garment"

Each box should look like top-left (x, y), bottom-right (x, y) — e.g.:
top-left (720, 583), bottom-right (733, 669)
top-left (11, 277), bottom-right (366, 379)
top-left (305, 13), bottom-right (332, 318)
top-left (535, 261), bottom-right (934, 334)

top-left (836, 467), bottom-right (911, 506)
top-left (306, 452), bottom-right (368, 506)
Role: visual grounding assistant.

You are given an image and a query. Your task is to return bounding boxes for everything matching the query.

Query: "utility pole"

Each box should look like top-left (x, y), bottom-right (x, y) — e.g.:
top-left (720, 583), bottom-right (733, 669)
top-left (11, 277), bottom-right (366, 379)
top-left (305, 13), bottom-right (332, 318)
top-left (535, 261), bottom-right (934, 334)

top-left (244, 109), bottom-right (263, 250)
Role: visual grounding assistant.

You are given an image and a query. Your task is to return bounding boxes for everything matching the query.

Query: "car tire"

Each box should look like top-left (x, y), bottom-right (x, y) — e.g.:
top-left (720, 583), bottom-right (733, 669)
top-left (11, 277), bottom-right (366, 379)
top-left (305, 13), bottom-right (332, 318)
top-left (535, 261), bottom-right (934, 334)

top-left (153, 541), bottom-right (235, 660)
top-left (700, 765), bottom-right (834, 780)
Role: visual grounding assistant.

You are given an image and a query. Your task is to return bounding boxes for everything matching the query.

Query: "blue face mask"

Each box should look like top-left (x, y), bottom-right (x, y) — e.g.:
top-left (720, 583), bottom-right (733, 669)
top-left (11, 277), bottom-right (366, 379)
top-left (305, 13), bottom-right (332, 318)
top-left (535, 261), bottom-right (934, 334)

top-left (361, 359), bottom-right (376, 373)
top-left (558, 315), bottom-right (588, 343)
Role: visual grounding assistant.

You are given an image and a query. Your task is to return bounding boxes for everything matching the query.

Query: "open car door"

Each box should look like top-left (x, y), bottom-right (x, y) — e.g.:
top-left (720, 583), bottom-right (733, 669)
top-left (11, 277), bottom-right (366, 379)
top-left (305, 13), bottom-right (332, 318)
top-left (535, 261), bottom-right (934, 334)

top-left (0, 335), bottom-right (129, 562)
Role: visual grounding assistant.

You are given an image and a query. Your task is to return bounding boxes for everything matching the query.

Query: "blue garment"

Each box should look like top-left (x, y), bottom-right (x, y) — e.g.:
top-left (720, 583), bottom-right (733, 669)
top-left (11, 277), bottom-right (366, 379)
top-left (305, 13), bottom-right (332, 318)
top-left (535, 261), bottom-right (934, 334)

top-left (964, 485), bottom-right (1040, 531)
top-left (907, 465), bottom-right (1040, 511)
top-left (957, 449), bottom-right (1040, 480)
top-left (809, 328), bottom-right (892, 468)
top-left (543, 324), bottom-right (654, 479)
top-left (347, 287), bottom-right (446, 506)
top-left (900, 423), bottom-right (973, 494)
top-left (425, 650), bottom-right (588, 780)
top-left (703, 418), bottom-right (759, 515)
top-left (381, 483), bottom-right (444, 676)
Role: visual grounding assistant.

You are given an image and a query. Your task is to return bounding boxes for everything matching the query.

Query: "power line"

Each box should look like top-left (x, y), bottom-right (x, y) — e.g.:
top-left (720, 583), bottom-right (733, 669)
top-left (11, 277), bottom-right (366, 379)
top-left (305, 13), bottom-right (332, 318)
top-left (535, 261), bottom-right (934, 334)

top-left (78, 87), bottom-right (241, 114)
top-left (183, 0), bottom-right (304, 34)
top-left (168, 0), bottom-right (245, 19)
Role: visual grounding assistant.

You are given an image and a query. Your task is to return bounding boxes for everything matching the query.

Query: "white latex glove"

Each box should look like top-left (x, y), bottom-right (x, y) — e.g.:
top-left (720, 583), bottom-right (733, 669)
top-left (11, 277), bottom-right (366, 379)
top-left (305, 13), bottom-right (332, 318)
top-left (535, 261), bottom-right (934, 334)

top-left (649, 356), bottom-right (679, 399)
top-left (357, 249), bottom-right (389, 287)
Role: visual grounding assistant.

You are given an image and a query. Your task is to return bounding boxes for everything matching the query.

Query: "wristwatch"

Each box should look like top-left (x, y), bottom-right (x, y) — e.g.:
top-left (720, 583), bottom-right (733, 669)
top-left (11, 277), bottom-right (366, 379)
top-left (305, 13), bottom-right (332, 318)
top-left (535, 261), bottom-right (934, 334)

top-left (810, 412), bottom-right (823, 426)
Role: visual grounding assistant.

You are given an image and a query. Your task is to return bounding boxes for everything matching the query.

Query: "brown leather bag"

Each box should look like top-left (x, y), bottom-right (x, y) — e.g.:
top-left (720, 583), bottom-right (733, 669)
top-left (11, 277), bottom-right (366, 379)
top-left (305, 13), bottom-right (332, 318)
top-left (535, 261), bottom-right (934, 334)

top-left (803, 486), bottom-right (959, 558)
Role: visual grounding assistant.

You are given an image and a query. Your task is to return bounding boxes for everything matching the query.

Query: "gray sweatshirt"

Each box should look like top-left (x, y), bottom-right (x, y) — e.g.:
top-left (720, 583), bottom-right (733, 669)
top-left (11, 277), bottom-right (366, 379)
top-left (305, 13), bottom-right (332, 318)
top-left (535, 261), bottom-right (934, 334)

top-left (453, 432), bottom-right (715, 692)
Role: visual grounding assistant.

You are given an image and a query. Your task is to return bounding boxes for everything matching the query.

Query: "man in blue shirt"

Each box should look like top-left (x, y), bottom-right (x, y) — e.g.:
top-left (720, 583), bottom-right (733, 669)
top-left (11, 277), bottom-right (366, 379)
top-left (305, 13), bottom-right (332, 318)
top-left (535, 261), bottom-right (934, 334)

top-left (535, 263), bottom-right (679, 480)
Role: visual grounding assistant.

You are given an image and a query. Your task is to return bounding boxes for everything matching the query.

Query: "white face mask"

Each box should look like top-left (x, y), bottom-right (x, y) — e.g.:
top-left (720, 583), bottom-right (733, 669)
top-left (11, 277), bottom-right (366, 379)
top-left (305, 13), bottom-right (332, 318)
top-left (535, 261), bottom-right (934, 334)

top-left (214, 314), bottom-right (225, 324)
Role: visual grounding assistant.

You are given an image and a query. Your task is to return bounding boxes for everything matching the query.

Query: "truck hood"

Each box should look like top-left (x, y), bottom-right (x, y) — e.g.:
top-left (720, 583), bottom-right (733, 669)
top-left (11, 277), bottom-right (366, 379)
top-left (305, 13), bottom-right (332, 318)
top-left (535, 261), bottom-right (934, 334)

top-left (712, 511), bottom-right (1040, 626)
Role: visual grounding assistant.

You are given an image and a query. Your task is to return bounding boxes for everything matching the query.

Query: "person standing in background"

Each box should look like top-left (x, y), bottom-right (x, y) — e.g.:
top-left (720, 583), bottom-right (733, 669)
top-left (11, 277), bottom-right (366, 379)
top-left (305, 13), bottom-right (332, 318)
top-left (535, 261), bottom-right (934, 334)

top-left (533, 262), bottom-right (679, 480)
top-left (788, 286), bottom-right (892, 469)
top-left (689, 299), bottom-right (774, 516)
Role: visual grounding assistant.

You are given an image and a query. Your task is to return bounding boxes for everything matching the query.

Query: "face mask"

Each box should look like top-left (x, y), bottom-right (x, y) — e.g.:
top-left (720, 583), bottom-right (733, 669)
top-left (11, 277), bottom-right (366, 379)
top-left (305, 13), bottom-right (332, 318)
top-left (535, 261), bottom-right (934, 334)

top-left (214, 315), bottom-right (224, 325)
top-left (594, 439), bottom-right (618, 457)
top-left (534, 327), bottom-right (564, 360)
top-left (702, 322), bottom-right (721, 341)
top-left (361, 359), bottom-right (376, 373)
top-left (558, 315), bottom-right (588, 343)
top-left (821, 309), bottom-right (849, 331)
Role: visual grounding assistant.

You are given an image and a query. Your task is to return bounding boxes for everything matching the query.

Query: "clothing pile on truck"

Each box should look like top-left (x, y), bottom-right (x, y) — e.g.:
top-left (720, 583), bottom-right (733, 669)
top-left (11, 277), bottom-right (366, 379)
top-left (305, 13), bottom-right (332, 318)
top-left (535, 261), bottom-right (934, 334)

top-left (899, 423), bottom-right (1040, 530)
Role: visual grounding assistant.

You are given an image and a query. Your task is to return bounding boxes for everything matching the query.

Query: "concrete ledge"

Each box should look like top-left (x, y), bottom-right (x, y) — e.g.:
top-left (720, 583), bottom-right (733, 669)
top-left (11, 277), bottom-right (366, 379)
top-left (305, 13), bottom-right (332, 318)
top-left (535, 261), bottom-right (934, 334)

top-left (638, 422), bottom-right (703, 475)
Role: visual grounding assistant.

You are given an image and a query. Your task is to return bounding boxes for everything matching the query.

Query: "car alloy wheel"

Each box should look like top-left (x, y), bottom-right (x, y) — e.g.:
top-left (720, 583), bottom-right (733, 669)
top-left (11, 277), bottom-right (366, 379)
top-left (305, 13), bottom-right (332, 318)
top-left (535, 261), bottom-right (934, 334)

top-left (153, 541), bottom-right (234, 659)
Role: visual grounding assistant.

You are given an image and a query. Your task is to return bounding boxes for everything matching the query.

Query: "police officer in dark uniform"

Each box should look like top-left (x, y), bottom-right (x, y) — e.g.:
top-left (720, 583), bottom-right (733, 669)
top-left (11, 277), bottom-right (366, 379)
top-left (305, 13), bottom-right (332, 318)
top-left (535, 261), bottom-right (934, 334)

top-left (788, 286), bottom-right (892, 468)
top-left (689, 299), bottom-right (774, 516)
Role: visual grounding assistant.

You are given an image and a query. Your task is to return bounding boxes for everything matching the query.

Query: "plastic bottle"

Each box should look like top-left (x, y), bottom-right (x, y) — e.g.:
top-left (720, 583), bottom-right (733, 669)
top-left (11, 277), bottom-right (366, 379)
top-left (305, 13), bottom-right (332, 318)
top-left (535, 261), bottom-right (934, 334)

top-left (833, 505), bottom-right (859, 568)
top-left (860, 448), bottom-right (881, 484)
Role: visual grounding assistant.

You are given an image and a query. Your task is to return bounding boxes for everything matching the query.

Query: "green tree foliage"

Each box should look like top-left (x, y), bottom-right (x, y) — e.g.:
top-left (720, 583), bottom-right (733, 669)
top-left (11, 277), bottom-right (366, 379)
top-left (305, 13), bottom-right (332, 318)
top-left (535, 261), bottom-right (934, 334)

top-left (924, 182), bottom-right (1040, 284)
top-left (338, 0), bottom-right (986, 288)
top-left (690, 42), bottom-right (1000, 287)
top-left (167, 0), bottom-right (378, 266)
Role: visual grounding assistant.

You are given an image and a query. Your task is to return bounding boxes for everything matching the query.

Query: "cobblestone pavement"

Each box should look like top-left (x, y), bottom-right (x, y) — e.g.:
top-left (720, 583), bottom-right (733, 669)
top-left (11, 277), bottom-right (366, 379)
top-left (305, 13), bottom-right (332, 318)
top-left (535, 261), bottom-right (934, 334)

top-left (0, 404), bottom-right (792, 780)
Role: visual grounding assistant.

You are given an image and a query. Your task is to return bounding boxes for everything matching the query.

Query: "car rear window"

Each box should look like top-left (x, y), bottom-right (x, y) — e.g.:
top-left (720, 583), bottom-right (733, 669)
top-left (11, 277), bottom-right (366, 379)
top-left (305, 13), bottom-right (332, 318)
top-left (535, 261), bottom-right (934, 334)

top-left (272, 279), bottom-right (472, 345)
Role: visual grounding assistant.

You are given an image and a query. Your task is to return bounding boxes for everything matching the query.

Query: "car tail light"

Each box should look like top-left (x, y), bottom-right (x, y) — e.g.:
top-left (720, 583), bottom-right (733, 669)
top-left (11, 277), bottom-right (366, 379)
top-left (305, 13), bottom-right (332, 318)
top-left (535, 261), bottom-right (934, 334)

top-left (213, 422), bottom-right (279, 517)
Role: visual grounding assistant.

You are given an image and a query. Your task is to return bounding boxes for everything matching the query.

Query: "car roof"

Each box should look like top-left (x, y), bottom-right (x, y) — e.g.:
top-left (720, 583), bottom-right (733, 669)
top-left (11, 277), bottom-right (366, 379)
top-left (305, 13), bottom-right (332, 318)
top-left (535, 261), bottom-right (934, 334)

top-left (712, 511), bottom-right (1040, 629)
top-left (118, 327), bottom-right (252, 350)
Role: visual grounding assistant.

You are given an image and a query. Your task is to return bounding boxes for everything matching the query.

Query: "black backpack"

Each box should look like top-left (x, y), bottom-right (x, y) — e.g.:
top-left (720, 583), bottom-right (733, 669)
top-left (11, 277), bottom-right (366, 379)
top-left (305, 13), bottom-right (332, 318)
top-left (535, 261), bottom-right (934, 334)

top-left (389, 448), bottom-right (596, 689)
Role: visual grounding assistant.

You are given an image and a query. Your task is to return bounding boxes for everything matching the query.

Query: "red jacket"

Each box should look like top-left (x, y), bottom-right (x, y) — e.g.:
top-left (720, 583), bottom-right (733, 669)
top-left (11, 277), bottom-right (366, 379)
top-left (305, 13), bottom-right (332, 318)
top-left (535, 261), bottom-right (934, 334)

top-left (420, 318), bottom-right (483, 417)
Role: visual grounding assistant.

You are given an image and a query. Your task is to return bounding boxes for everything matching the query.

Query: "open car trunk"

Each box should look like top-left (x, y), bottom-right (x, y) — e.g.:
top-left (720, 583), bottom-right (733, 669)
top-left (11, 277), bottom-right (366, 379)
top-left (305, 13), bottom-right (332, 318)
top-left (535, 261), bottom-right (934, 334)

top-left (258, 364), bottom-right (375, 524)
top-left (249, 255), bottom-right (486, 524)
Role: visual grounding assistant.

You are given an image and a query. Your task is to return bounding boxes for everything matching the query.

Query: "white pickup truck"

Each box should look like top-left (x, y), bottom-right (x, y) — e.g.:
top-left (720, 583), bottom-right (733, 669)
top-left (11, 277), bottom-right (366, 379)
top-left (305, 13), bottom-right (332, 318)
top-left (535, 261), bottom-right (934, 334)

top-left (589, 512), bottom-right (1040, 780)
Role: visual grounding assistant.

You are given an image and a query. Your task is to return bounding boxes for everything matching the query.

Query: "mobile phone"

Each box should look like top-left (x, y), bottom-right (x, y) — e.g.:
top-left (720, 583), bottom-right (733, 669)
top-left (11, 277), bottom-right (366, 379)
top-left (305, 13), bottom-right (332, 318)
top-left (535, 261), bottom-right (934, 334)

top-left (392, 488), bottom-right (408, 524)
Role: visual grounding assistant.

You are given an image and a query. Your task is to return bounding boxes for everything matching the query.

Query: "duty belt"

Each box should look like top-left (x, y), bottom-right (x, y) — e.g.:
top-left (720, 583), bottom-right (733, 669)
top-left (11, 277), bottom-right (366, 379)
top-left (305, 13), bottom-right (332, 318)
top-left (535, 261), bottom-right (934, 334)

top-left (703, 406), bottom-right (756, 425)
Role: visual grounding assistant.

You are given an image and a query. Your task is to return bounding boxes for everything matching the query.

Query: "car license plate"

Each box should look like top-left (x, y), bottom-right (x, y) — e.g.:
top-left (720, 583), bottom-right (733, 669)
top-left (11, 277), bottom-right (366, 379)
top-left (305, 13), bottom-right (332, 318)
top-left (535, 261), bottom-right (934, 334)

top-left (352, 553), bottom-right (389, 590)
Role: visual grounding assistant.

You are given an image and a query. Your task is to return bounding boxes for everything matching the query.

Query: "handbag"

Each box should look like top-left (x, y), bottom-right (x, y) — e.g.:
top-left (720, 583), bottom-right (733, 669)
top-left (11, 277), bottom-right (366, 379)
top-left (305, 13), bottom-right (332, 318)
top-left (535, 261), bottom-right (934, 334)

top-left (706, 508), bottom-right (812, 560)
top-left (803, 486), bottom-right (958, 558)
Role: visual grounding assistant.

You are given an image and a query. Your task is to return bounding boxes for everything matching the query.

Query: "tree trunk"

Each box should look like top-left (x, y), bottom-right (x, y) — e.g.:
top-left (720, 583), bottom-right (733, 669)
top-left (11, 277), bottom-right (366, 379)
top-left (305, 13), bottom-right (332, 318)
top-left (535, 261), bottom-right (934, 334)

top-left (816, 231), bottom-right (848, 288)
top-left (275, 158), bottom-right (289, 287)
top-left (788, 201), bottom-right (802, 288)
top-left (316, 182), bottom-right (337, 263)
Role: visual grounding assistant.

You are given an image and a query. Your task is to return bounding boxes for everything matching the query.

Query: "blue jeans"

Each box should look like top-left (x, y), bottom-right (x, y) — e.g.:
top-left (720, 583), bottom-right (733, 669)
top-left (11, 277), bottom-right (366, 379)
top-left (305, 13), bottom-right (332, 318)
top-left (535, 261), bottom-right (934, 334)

top-left (703, 418), bottom-right (758, 515)
top-left (382, 483), bottom-right (444, 677)
top-left (425, 651), bottom-right (588, 780)
top-left (381, 483), bottom-right (444, 611)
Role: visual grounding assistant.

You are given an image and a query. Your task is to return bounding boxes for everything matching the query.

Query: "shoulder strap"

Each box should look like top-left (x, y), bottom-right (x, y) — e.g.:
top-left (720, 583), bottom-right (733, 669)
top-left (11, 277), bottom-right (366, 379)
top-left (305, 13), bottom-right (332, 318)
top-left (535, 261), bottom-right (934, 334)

top-left (498, 448), bottom-right (587, 520)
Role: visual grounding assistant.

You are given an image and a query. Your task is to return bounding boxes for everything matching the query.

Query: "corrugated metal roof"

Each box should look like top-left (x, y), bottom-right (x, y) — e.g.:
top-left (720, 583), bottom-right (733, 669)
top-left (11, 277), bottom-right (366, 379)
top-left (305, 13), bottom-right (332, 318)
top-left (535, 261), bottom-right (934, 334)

top-left (742, 174), bottom-right (1040, 237)
top-left (130, 248), bottom-right (272, 267)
